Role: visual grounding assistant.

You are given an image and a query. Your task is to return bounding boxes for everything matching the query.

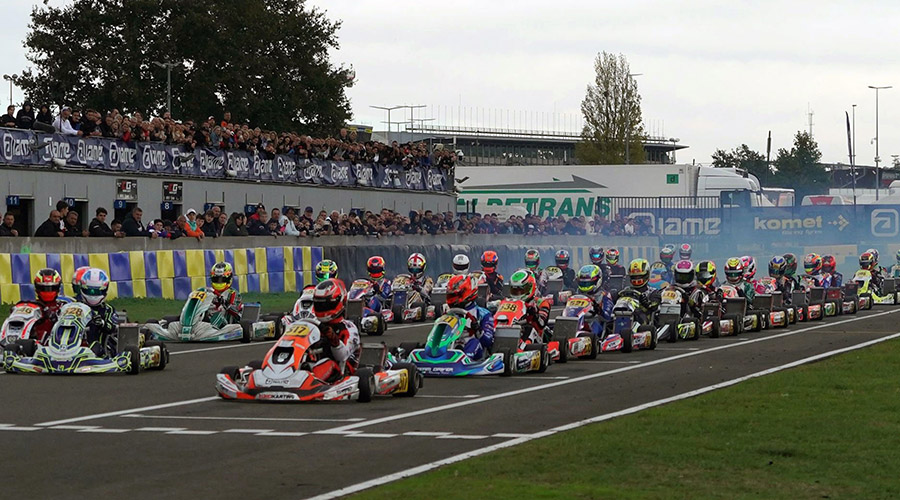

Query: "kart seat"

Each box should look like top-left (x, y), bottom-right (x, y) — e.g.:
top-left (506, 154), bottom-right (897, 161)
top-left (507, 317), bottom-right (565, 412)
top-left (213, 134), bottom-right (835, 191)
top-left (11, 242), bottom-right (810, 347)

top-left (771, 291), bottom-right (784, 308)
top-left (752, 294), bottom-right (774, 311)
top-left (118, 324), bottom-right (140, 354)
top-left (808, 287), bottom-right (826, 304)
top-left (724, 297), bottom-right (747, 316)
top-left (792, 290), bottom-right (808, 306)
top-left (842, 282), bottom-right (859, 299)
top-left (359, 342), bottom-right (387, 368)
top-left (883, 278), bottom-right (897, 294)
top-left (346, 299), bottom-right (364, 323)
top-left (242, 303), bottom-right (261, 322)
top-left (825, 287), bottom-right (843, 301)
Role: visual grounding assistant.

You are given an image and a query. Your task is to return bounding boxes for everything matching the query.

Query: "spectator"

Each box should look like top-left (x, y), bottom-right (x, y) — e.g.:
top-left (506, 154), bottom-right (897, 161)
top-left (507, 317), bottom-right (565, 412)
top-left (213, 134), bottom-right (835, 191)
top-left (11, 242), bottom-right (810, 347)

top-left (63, 210), bottom-right (84, 237)
top-left (89, 207), bottom-right (122, 237)
top-left (15, 102), bottom-right (35, 130)
top-left (217, 212), bottom-right (228, 236)
top-left (149, 219), bottom-right (171, 239)
top-left (169, 216), bottom-right (185, 240)
top-left (122, 207), bottom-right (157, 238)
top-left (0, 212), bottom-right (18, 236)
top-left (35, 104), bottom-right (52, 127)
top-left (55, 200), bottom-right (69, 232)
top-left (34, 210), bottom-right (64, 237)
top-left (53, 107), bottom-right (79, 136)
top-left (110, 219), bottom-right (124, 236)
top-left (248, 208), bottom-right (274, 235)
top-left (183, 209), bottom-right (205, 239)
top-left (0, 106), bottom-right (15, 127)
top-left (223, 212), bottom-right (248, 236)
top-left (201, 210), bottom-right (217, 238)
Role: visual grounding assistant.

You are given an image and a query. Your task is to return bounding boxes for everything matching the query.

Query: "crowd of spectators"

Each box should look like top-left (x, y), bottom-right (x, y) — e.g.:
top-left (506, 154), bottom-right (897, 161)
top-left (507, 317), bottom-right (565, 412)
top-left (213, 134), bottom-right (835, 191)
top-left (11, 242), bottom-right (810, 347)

top-left (1, 104), bottom-right (458, 170)
top-left (1, 201), bottom-right (655, 239)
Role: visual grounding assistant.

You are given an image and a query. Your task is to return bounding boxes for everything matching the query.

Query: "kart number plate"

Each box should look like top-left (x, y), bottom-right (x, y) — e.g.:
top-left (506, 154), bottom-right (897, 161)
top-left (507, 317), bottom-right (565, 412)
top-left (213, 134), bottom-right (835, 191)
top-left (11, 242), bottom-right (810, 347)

top-left (498, 302), bottom-right (520, 313)
top-left (567, 298), bottom-right (590, 308)
top-left (661, 290), bottom-right (680, 301)
top-left (285, 324), bottom-right (312, 337)
top-left (190, 290), bottom-right (207, 301)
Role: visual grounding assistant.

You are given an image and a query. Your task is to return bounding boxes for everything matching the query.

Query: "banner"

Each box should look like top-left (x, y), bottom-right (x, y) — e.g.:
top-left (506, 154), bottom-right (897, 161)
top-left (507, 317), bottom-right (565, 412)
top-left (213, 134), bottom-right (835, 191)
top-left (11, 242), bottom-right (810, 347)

top-left (0, 128), bottom-right (450, 192)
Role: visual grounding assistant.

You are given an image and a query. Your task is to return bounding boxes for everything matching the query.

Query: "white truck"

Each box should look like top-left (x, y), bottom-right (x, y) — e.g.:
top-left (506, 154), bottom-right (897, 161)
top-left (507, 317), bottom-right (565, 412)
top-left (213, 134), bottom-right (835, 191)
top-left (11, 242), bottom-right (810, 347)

top-left (455, 164), bottom-right (781, 218)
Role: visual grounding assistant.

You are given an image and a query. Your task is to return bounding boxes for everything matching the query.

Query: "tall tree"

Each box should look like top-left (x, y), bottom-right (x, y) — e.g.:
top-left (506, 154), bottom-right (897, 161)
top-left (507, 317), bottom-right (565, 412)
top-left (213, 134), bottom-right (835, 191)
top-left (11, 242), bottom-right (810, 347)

top-left (14, 0), bottom-right (353, 135)
top-left (711, 144), bottom-right (770, 182)
top-left (772, 131), bottom-right (828, 199)
top-left (576, 52), bottom-right (645, 165)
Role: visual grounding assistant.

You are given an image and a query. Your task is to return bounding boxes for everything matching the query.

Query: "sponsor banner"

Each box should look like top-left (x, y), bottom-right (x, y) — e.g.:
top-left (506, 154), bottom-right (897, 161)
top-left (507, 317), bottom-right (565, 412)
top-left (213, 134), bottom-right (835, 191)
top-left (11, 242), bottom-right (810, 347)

top-left (0, 128), bottom-right (448, 192)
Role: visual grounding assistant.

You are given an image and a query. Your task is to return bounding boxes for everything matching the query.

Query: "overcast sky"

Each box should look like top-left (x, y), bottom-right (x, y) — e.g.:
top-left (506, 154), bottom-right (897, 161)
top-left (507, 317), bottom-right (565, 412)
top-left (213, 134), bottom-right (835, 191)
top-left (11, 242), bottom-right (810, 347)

top-left (4, 1), bottom-right (900, 167)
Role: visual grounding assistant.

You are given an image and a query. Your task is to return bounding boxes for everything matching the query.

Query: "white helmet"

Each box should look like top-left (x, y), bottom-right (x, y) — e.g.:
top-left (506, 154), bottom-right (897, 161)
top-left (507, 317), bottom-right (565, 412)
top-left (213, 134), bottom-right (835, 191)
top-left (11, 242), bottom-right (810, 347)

top-left (452, 254), bottom-right (470, 274)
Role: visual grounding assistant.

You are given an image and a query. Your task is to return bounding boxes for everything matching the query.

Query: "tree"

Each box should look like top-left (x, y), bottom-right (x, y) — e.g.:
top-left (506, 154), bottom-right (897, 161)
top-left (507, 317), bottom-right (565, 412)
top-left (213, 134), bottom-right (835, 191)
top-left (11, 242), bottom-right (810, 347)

top-left (14, 0), bottom-right (353, 135)
top-left (711, 144), bottom-right (770, 182)
top-left (771, 131), bottom-right (828, 199)
top-left (576, 52), bottom-right (645, 165)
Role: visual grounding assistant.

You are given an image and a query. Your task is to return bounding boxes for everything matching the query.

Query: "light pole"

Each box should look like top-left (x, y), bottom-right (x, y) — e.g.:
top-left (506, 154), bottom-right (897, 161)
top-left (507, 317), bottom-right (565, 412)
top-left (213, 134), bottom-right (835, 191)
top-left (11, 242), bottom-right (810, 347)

top-left (153, 61), bottom-right (177, 114)
top-left (370, 105), bottom-right (403, 143)
top-left (2, 74), bottom-right (15, 106)
top-left (669, 137), bottom-right (680, 164)
top-left (624, 73), bottom-right (642, 165)
top-left (398, 104), bottom-right (426, 133)
top-left (869, 85), bottom-right (891, 201)
top-left (852, 104), bottom-right (857, 203)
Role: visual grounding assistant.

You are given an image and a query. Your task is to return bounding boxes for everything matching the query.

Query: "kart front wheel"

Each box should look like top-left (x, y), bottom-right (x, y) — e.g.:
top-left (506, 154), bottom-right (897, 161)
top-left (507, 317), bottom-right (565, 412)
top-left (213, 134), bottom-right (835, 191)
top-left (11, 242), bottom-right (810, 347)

top-left (357, 368), bottom-right (375, 403)
top-left (666, 322), bottom-right (678, 343)
top-left (390, 362), bottom-right (419, 397)
top-left (220, 365), bottom-right (241, 381)
top-left (240, 320), bottom-right (253, 343)
top-left (143, 340), bottom-right (168, 370)
top-left (621, 328), bottom-right (633, 353)
top-left (125, 346), bottom-right (141, 375)
top-left (499, 348), bottom-right (514, 377)
top-left (585, 333), bottom-right (599, 359)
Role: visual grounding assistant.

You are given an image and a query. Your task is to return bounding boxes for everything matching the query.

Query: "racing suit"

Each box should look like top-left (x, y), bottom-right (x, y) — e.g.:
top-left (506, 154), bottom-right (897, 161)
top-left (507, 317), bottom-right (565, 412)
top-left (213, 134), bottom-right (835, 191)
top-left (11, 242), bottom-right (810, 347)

top-left (892, 264), bottom-right (900, 279)
top-left (584, 289), bottom-right (614, 335)
top-left (482, 271), bottom-right (505, 299)
top-left (461, 302), bottom-right (495, 360)
top-left (601, 264), bottom-right (627, 291)
top-left (410, 275), bottom-right (434, 303)
top-left (522, 296), bottom-right (553, 343)
top-left (618, 286), bottom-right (660, 327)
top-left (26, 299), bottom-right (65, 343)
top-left (731, 279), bottom-right (757, 302)
top-left (211, 288), bottom-right (243, 325)
top-left (529, 268), bottom-right (549, 297)
top-left (653, 261), bottom-right (674, 285)
top-left (829, 272), bottom-right (843, 287)
top-left (688, 284), bottom-right (723, 317)
top-left (800, 274), bottom-right (829, 290)
top-left (85, 303), bottom-right (119, 357)
top-left (316, 319), bottom-right (361, 382)
top-left (560, 267), bottom-right (577, 291)
top-left (365, 277), bottom-right (392, 312)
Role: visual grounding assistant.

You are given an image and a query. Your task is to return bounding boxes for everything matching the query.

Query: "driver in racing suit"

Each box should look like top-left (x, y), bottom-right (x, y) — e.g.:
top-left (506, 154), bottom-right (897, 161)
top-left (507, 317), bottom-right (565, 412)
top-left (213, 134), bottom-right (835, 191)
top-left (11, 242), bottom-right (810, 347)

top-left (312, 279), bottom-right (361, 383)
top-left (782, 253), bottom-right (801, 292)
top-left (619, 259), bottom-right (661, 327)
top-left (768, 256), bottom-right (793, 297)
top-left (524, 248), bottom-right (548, 296)
top-left (29, 268), bottom-right (66, 343)
top-left (555, 249), bottom-right (577, 290)
top-left (657, 244), bottom-right (677, 283)
top-left (210, 262), bottom-right (243, 325)
top-left (407, 253), bottom-right (434, 302)
top-left (78, 268), bottom-right (120, 357)
top-left (822, 255), bottom-right (842, 287)
top-left (892, 250), bottom-right (900, 279)
top-left (689, 260), bottom-right (722, 317)
top-left (602, 248), bottom-right (627, 291)
top-left (859, 251), bottom-right (882, 292)
top-left (509, 269), bottom-right (552, 342)
top-left (364, 256), bottom-right (392, 306)
top-left (801, 253), bottom-right (830, 288)
top-left (446, 274), bottom-right (494, 360)
top-left (575, 264), bottom-right (614, 335)
top-left (480, 250), bottom-right (504, 299)
top-left (723, 257), bottom-right (755, 301)
top-left (315, 259), bottom-right (340, 284)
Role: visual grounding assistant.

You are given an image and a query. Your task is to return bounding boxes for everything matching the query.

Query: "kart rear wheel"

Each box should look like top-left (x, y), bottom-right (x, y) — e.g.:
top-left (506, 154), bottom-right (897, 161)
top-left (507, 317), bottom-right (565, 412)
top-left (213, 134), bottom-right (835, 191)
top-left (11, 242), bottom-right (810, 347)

top-left (690, 319), bottom-right (702, 340)
top-left (356, 367), bottom-right (375, 403)
top-left (621, 328), bottom-right (633, 353)
top-left (585, 333), bottom-right (599, 359)
top-left (220, 365), bottom-right (241, 381)
top-left (499, 348), bottom-right (514, 377)
top-left (524, 343), bottom-right (549, 373)
top-left (723, 313), bottom-right (742, 335)
top-left (556, 338), bottom-right (569, 363)
top-left (143, 340), bottom-right (168, 370)
top-left (798, 305), bottom-right (808, 322)
top-left (666, 322), bottom-right (678, 343)
top-left (391, 305), bottom-right (404, 324)
top-left (370, 316), bottom-right (386, 336)
top-left (126, 346), bottom-right (141, 375)
top-left (390, 362), bottom-right (419, 397)
top-left (709, 318), bottom-right (720, 338)
top-left (240, 320), bottom-right (253, 343)
top-left (642, 326), bottom-right (657, 350)
top-left (16, 338), bottom-right (37, 357)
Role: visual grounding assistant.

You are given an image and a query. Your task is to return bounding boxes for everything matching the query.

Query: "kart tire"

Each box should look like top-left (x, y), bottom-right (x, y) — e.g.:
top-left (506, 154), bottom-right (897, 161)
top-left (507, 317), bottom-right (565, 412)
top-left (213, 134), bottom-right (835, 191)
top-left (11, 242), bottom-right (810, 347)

top-left (621, 328), bottom-right (633, 353)
top-left (499, 348), bottom-right (514, 377)
top-left (397, 342), bottom-right (421, 360)
top-left (524, 343), bottom-right (549, 373)
top-left (814, 307), bottom-right (824, 321)
top-left (163, 315), bottom-right (180, 324)
top-left (557, 338), bottom-right (569, 364)
top-left (788, 308), bottom-right (797, 324)
top-left (666, 321), bottom-right (678, 343)
top-left (642, 326), bottom-right (657, 350)
top-left (126, 345), bottom-right (141, 375)
top-left (586, 333), bottom-right (599, 359)
top-left (723, 313), bottom-right (742, 335)
top-left (390, 362), bottom-right (419, 397)
top-left (143, 340), bottom-right (168, 370)
top-left (690, 319), bottom-right (702, 340)
top-left (220, 365), bottom-right (241, 380)
top-left (392, 304), bottom-right (404, 324)
top-left (709, 318), bottom-right (720, 338)
top-left (356, 367), bottom-right (375, 403)
top-left (370, 316), bottom-right (386, 337)
top-left (798, 305), bottom-right (808, 322)
top-left (240, 320), bottom-right (253, 343)
top-left (248, 359), bottom-right (263, 370)
top-left (17, 338), bottom-right (37, 357)
top-left (411, 302), bottom-right (426, 323)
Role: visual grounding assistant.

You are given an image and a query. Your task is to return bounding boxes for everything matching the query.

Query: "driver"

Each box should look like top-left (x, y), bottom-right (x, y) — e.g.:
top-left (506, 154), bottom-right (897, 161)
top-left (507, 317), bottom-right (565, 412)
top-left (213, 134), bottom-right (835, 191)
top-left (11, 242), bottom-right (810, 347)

top-left (555, 249), bottom-right (577, 290)
top-left (782, 253), bottom-right (800, 289)
top-left (604, 248), bottom-right (626, 278)
top-left (678, 243), bottom-right (692, 261)
top-left (620, 259), bottom-right (660, 326)
top-left (452, 254), bottom-right (470, 275)
top-left (689, 260), bottom-right (721, 316)
top-left (802, 253), bottom-right (829, 288)
top-left (79, 268), bottom-right (119, 357)
top-left (859, 251), bottom-right (881, 291)
top-left (724, 257), bottom-right (755, 301)
top-left (446, 274), bottom-right (494, 360)
top-left (509, 269), bottom-right (551, 342)
top-left (315, 259), bottom-right (339, 284)
top-left (210, 262), bottom-right (243, 324)
top-left (311, 279), bottom-right (361, 383)
top-left (892, 250), bottom-right (900, 278)
top-left (658, 244), bottom-right (676, 282)
top-left (407, 252), bottom-right (433, 299)
top-left (575, 264), bottom-right (614, 333)
top-left (822, 255), bottom-right (842, 287)
top-left (480, 250), bottom-right (504, 299)
top-left (524, 248), bottom-right (548, 296)
top-left (29, 268), bottom-right (66, 343)
top-left (365, 256), bottom-right (392, 305)
top-left (768, 255), bottom-right (793, 297)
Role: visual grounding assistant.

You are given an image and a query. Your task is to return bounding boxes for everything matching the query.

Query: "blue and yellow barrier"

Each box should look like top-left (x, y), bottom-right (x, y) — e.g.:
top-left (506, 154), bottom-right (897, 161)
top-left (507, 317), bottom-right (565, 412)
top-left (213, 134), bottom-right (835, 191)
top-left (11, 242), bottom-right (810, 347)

top-left (0, 246), bottom-right (323, 304)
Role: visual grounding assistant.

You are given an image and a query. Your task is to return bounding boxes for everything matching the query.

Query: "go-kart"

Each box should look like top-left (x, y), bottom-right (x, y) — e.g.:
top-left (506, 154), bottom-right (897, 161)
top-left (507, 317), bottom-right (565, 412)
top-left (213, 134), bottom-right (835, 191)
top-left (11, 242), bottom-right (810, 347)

top-left (756, 278), bottom-right (793, 326)
top-left (144, 288), bottom-right (281, 343)
top-left (694, 288), bottom-right (743, 337)
top-left (1, 302), bottom-right (46, 351)
top-left (347, 279), bottom-right (387, 336)
top-left (3, 303), bottom-right (168, 375)
top-left (657, 286), bottom-right (701, 342)
top-left (544, 266), bottom-right (573, 305)
top-left (392, 308), bottom-right (549, 376)
top-left (601, 289), bottom-right (658, 353)
top-left (751, 289), bottom-right (787, 329)
top-left (383, 274), bottom-right (435, 323)
top-left (549, 295), bottom-right (608, 361)
top-left (839, 282), bottom-right (859, 314)
top-left (216, 319), bottom-right (421, 402)
top-left (852, 270), bottom-right (877, 310)
top-left (720, 286), bottom-right (767, 332)
top-left (492, 298), bottom-right (563, 366)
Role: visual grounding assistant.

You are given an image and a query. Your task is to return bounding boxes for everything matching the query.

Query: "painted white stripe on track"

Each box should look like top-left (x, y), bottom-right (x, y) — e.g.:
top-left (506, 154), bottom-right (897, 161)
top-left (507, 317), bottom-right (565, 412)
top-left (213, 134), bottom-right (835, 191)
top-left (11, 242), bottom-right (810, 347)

top-left (169, 341), bottom-right (275, 356)
top-left (323, 309), bottom-right (900, 433)
top-left (120, 414), bottom-right (364, 423)
top-left (308, 330), bottom-right (900, 500)
top-left (34, 396), bottom-right (219, 427)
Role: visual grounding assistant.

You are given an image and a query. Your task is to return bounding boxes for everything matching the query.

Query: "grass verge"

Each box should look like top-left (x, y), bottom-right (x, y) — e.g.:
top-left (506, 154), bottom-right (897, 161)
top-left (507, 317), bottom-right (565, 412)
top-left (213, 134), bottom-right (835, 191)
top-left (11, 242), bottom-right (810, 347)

top-left (354, 338), bottom-right (900, 500)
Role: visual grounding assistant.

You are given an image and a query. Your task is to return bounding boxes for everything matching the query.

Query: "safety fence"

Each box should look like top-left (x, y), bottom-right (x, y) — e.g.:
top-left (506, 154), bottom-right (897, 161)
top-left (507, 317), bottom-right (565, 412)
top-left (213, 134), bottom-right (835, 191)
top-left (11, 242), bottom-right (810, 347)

top-left (0, 246), bottom-right (323, 304)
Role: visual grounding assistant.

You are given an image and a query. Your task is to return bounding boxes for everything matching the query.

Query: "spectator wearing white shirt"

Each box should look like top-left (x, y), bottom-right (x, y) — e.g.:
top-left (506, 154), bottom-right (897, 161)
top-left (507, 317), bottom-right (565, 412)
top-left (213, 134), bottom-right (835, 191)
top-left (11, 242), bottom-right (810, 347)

top-left (52, 107), bottom-right (80, 136)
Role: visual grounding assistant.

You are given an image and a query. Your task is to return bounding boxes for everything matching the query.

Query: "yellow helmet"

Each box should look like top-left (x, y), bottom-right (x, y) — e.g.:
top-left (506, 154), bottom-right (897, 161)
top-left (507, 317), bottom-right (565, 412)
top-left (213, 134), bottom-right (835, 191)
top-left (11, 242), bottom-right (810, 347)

top-left (627, 258), bottom-right (650, 287)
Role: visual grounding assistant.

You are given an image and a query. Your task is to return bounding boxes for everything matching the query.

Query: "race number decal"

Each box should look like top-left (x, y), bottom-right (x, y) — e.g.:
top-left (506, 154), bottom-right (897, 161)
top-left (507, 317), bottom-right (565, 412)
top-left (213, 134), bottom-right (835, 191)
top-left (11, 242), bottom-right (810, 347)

top-left (661, 290), bottom-right (680, 301)
top-left (438, 314), bottom-right (459, 329)
top-left (567, 298), bottom-right (590, 308)
top-left (190, 290), bottom-right (207, 301)
top-left (285, 324), bottom-right (311, 337)
top-left (498, 302), bottom-right (520, 313)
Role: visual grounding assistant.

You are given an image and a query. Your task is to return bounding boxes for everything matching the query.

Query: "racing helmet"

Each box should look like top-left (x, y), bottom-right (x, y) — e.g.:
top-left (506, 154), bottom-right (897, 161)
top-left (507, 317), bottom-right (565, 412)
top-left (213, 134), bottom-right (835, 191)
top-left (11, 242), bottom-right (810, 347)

top-left (679, 243), bottom-right (692, 260)
top-left (673, 260), bottom-right (695, 286)
top-left (782, 253), bottom-right (798, 277)
top-left (312, 279), bottom-right (347, 322)
top-left (80, 268), bottom-right (110, 307)
top-left (446, 274), bottom-right (478, 307)
top-left (859, 252), bottom-right (875, 271)
top-left (452, 254), bottom-right (470, 274)
top-left (524, 249), bottom-right (540, 270)
top-left (555, 249), bottom-right (571, 270)
top-left (660, 244), bottom-right (676, 265)
top-left (740, 256), bottom-right (757, 280)
top-left (407, 253), bottom-right (426, 279)
top-left (481, 250), bottom-right (499, 274)
top-left (821, 255), bottom-right (837, 274)
top-left (896, 249), bottom-right (900, 264)
top-left (210, 262), bottom-right (234, 294)
top-left (866, 248), bottom-right (879, 265)
top-left (804, 253), bottom-right (822, 275)
top-left (768, 256), bottom-right (786, 277)
top-left (33, 268), bottom-right (62, 303)
top-left (605, 248), bottom-right (620, 266)
top-left (366, 256), bottom-right (385, 280)
top-left (509, 269), bottom-right (537, 304)
top-left (576, 264), bottom-right (603, 295)
top-left (627, 259), bottom-right (650, 288)
top-left (72, 266), bottom-right (91, 298)
top-left (724, 258), bottom-right (744, 284)
top-left (315, 259), bottom-right (338, 283)
top-left (695, 261), bottom-right (717, 288)
top-left (589, 246), bottom-right (605, 265)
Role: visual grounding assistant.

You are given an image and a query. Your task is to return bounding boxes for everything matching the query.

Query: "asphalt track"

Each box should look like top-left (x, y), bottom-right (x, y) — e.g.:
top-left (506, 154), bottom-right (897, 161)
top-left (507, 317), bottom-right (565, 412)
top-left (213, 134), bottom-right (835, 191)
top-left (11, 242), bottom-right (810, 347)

top-left (4, 305), bottom-right (900, 499)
